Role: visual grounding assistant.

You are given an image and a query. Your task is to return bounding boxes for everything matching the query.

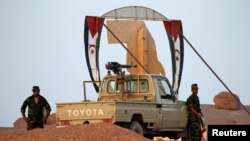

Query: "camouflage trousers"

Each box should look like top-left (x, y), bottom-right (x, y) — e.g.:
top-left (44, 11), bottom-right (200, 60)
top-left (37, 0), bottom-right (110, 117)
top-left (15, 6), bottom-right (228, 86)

top-left (27, 117), bottom-right (44, 130)
top-left (189, 121), bottom-right (201, 141)
top-left (188, 114), bottom-right (202, 141)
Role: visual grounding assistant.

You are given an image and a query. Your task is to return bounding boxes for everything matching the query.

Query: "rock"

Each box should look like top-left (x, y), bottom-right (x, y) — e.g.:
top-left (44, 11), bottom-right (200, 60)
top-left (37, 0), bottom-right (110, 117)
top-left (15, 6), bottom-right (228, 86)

top-left (152, 137), bottom-right (183, 141)
top-left (13, 117), bottom-right (26, 129)
top-left (153, 137), bottom-right (170, 141)
top-left (46, 113), bottom-right (56, 125)
top-left (213, 91), bottom-right (240, 110)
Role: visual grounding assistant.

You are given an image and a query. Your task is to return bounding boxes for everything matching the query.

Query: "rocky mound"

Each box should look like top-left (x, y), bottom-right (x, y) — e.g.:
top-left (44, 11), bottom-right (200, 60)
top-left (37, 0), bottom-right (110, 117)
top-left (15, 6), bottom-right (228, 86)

top-left (0, 123), bottom-right (151, 141)
top-left (213, 91), bottom-right (241, 110)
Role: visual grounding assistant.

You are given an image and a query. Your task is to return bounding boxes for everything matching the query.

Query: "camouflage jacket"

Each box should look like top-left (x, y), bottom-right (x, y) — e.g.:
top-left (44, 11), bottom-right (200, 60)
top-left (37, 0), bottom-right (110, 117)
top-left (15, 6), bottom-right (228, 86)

top-left (186, 94), bottom-right (201, 122)
top-left (21, 95), bottom-right (51, 120)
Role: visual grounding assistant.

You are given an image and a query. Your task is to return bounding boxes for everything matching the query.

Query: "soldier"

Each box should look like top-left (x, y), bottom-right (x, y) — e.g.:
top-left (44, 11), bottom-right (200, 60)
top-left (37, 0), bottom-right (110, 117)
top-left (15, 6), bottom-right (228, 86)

top-left (186, 83), bottom-right (204, 141)
top-left (21, 86), bottom-right (51, 130)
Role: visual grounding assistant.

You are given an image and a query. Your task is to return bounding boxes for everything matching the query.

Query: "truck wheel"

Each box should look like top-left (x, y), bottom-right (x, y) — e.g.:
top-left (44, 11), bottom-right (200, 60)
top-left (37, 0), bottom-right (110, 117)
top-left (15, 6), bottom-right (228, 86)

top-left (129, 121), bottom-right (143, 136)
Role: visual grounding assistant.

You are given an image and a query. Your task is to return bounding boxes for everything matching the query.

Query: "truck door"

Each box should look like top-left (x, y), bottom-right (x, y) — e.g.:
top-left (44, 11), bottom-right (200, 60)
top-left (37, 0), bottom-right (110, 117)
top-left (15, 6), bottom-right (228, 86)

top-left (155, 78), bottom-right (181, 129)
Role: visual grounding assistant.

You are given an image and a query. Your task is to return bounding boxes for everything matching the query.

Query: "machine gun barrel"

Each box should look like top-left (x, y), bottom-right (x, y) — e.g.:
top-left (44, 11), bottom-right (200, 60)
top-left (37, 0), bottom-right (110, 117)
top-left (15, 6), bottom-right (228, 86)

top-left (105, 62), bottom-right (136, 74)
top-left (119, 64), bottom-right (137, 68)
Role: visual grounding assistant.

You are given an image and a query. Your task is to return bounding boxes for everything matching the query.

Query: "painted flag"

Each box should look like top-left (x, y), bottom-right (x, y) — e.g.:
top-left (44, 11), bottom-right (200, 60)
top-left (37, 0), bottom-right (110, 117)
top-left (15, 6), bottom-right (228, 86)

top-left (84, 16), bottom-right (105, 92)
top-left (163, 20), bottom-right (184, 94)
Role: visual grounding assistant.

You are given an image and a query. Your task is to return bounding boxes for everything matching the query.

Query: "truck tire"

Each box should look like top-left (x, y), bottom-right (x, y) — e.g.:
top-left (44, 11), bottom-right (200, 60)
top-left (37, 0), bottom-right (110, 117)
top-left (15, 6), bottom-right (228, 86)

top-left (129, 121), bottom-right (143, 136)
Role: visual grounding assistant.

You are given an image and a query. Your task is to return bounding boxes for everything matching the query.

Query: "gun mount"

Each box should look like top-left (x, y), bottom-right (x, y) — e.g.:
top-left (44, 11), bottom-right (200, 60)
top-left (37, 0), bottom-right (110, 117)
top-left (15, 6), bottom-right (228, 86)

top-left (105, 62), bottom-right (136, 75)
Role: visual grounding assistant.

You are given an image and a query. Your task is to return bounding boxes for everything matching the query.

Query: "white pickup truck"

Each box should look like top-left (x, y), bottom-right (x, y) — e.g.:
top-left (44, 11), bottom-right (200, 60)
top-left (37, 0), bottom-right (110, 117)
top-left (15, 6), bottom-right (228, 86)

top-left (56, 67), bottom-right (188, 139)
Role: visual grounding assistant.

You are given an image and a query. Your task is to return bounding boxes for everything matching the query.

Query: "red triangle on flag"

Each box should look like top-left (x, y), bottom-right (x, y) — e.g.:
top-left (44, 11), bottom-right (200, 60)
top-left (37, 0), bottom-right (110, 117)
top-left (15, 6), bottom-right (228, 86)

top-left (86, 16), bottom-right (104, 38)
top-left (163, 20), bottom-right (181, 42)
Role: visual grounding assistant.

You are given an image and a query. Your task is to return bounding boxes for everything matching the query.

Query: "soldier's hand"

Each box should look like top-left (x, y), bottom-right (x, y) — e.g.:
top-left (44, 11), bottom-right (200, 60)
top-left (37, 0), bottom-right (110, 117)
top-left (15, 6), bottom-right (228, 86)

top-left (197, 113), bottom-right (202, 118)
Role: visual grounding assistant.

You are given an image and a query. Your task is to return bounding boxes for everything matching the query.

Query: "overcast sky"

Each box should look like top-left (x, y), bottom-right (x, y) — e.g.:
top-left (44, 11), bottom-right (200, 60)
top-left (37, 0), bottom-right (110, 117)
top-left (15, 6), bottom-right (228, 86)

top-left (1, 0), bottom-right (250, 127)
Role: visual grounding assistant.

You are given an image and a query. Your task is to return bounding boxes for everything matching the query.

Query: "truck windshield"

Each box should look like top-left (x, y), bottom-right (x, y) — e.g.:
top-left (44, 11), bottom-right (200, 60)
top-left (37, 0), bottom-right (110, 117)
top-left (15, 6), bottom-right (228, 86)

top-left (107, 80), bottom-right (116, 93)
top-left (107, 79), bottom-right (149, 94)
top-left (157, 79), bottom-right (172, 99)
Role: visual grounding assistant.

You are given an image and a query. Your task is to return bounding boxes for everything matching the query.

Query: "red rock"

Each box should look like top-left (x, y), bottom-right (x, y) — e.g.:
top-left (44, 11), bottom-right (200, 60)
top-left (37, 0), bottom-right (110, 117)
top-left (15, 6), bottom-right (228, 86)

top-left (46, 113), bottom-right (56, 125)
top-left (13, 117), bottom-right (25, 129)
top-left (213, 91), bottom-right (240, 110)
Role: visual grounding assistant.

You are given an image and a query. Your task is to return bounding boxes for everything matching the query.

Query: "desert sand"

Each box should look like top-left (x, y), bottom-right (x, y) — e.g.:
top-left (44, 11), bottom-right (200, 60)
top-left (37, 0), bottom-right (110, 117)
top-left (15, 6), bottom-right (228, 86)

top-left (0, 104), bottom-right (249, 141)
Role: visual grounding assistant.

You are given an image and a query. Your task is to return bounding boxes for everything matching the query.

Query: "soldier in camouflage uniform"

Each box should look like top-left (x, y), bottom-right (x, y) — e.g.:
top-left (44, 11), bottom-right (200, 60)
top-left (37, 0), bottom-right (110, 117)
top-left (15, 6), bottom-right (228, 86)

top-left (21, 86), bottom-right (51, 130)
top-left (186, 83), bottom-right (204, 141)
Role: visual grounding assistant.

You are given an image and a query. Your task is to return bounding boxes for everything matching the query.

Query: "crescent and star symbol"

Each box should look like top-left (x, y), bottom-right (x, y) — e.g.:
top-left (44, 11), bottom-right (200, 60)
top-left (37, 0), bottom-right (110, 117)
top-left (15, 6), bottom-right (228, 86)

top-left (89, 44), bottom-right (96, 54)
top-left (175, 49), bottom-right (180, 61)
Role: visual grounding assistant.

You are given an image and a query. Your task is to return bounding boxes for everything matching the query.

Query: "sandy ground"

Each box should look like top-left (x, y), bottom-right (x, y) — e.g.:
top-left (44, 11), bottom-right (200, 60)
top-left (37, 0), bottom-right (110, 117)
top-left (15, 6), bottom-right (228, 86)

top-left (0, 123), bottom-right (151, 141)
top-left (0, 104), bottom-right (249, 141)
